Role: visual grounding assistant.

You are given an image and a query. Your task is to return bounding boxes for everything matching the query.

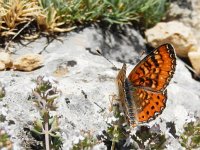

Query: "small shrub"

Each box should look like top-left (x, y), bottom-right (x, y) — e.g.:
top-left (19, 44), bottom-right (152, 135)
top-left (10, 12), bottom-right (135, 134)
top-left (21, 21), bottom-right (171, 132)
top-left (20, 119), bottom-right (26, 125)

top-left (30, 76), bottom-right (62, 150)
top-left (72, 131), bottom-right (99, 150)
top-left (180, 121), bottom-right (200, 149)
top-left (0, 129), bottom-right (13, 150)
top-left (100, 96), bottom-right (166, 149)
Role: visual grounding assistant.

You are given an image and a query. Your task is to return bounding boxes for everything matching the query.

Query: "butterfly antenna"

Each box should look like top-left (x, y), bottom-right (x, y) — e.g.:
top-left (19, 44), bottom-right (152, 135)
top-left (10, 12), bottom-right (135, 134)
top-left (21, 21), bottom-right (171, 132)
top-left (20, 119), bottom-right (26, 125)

top-left (96, 49), bottom-right (118, 70)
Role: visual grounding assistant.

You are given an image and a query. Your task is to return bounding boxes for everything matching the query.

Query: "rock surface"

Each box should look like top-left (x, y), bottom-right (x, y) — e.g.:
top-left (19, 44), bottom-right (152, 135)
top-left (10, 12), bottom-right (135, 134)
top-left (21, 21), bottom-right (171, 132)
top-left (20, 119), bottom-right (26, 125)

top-left (188, 50), bottom-right (200, 75)
top-left (165, 0), bottom-right (200, 79)
top-left (13, 54), bottom-right (43, 71)
top-left (0, 26), bottom-right (200, 149)
top-left (82, 25), bottom-right (146, 64)
top-left (145, 21), bottom-right (198, 57)
top-left (168, 0), bottom-right (200, 49)
top-left (0, 52), bottom-right (12, 70)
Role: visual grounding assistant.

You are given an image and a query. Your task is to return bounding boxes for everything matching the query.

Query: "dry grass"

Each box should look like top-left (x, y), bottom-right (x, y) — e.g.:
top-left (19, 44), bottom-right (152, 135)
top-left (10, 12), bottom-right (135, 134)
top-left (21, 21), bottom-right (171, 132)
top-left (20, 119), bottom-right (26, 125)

top-left (0, 0), bottom-right (168, 39)
top-left (0, 0), bottom-right (40, 36)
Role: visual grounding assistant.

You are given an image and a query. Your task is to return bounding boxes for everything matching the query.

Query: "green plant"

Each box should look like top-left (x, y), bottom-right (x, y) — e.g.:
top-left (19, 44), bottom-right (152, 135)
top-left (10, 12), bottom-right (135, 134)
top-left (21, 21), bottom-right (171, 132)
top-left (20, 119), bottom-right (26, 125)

top-left (102, 0), bottom-right (167, 26)
top-left (132, 125), bottom-right (166, 149)
top-left (180, 121), bottom-right (200, 149)
top-left (37, 0), bottom-right (76, 33)
top-left (0, 0), bottom-right (168, 37)
top-left (138, 0), bottom-right (168, 27)
top-left (100, 96), bottom-right (166, 149)
top-left (30, 76), bottom-right (62, 150)
top-left (72, 131), bottom-right (99, 150)
top-left (101, 98), bottom-right (131, 150)
top-left (0, 129), bottom-right (13, 150)
top-left (103, 0), bottom-right (140, 24)
top-left (64, 0), bottom-right (104, 24)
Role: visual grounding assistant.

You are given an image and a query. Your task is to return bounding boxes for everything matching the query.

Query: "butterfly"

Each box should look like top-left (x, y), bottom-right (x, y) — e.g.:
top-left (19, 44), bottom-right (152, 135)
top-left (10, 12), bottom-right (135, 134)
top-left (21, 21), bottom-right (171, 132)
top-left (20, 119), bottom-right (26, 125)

top-left (116, 43), bottom-right (176, 127)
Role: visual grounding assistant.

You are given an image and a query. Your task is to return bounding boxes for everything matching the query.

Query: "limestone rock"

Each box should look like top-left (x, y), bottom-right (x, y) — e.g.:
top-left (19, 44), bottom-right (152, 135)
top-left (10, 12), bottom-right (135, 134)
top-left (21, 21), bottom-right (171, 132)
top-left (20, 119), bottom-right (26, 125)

top-left (188, 50), bottom-right (200, 75)
top-left (145, 21), bottom-right (198, 57)
top-left (0, 63), bottom-right (4, 70)
top-left (53, 63), bottom-right (69, 77)
top-left (0, 52), bottom-right (13, 70)
top-left (167, 0), bottom-right (200, 46)
top-left (13, 54), bottom-right (43, 71)
top-left (74, 25), bottom-right (146, 64)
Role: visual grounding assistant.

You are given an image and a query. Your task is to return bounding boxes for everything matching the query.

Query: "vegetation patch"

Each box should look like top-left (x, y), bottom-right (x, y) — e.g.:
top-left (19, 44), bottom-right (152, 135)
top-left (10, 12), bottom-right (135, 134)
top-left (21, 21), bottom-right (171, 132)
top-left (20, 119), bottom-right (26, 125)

top-left (180, 120), bottom-right (200, 149)
top-left (28, 76), bottom-right (63, 150)
top-left (99, 98), bottom-right (166, 149)
top-left (0, 0), bottom-right (168, 42)
top-left (0, 129), bottom-right (13, 150)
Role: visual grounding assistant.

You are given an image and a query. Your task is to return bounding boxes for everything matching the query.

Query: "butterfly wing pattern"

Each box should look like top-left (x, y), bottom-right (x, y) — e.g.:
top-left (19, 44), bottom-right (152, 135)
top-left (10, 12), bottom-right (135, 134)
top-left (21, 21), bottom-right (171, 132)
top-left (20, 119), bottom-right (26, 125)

top-left (116, 43), bottom-right (176, 127)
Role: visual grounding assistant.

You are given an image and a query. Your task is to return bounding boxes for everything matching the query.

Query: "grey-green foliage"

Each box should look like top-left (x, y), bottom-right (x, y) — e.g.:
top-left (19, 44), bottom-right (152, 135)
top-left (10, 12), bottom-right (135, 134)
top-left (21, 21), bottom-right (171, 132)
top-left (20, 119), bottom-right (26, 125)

top-left (30, 76), bottom-right (62, 150)
top-left (100, 99), bottom-right (166, 149)
top-left (0, 129), bottom-right (12, 149)
top-left (72, 131), bottom-right (98, 150)
top-left (180, 121), bottom-right (200, 149)
top-left (38, 0), bottom-right (168, 27)
top-left (103, 0), bottom-right (167, 26)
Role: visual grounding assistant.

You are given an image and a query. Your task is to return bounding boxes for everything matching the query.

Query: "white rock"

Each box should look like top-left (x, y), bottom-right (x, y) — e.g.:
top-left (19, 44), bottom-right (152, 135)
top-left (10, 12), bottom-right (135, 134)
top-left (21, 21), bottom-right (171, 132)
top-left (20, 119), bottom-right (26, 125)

top-left (167, 0), bottom-right (200, 46)
top-left (13, 54), bottom-right (43, 71)
top-left (0, 52), bottom-right (13, 70)
top-left (0, 62), bottom-right (5, 70)
top-left (92, 143), bottom-right (107, 150)
top-left (145, 21), bottom-right (198, 57)
top-left (188, 50), bottom-right (200, 74)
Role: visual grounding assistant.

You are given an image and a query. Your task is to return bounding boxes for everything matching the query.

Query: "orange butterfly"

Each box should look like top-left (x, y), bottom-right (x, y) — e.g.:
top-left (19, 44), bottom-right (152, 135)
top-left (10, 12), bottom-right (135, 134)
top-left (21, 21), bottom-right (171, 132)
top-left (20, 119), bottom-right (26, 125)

top-left (116, 43), bottom-right (176, 127)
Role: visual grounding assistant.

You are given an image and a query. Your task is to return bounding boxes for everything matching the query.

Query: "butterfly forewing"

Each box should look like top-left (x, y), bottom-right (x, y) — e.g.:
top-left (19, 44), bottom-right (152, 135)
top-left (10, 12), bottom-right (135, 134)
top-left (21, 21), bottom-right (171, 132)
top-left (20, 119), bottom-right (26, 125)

top-left (128, 43), bottom-right (176, 92)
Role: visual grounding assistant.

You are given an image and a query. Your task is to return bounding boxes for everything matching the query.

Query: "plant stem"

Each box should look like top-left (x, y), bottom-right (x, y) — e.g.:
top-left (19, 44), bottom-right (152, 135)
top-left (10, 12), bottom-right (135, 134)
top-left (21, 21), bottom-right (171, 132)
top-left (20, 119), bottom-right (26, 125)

top-left (111, 141), bottom-right (115, 150)
top-left (44, 113), bottom-right (50, 150)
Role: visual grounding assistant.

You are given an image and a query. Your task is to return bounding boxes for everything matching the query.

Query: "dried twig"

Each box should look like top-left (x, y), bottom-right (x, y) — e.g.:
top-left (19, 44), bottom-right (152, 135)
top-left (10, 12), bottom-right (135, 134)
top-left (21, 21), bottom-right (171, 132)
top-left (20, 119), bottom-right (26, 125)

top-left (4, 18), bottom-right (35, 52)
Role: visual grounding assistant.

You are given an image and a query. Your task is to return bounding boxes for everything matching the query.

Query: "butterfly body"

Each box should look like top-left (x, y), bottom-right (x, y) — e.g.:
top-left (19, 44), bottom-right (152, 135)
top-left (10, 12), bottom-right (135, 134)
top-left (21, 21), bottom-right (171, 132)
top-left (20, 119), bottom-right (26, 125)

top-left (116, 43), bottom-right (176, 127)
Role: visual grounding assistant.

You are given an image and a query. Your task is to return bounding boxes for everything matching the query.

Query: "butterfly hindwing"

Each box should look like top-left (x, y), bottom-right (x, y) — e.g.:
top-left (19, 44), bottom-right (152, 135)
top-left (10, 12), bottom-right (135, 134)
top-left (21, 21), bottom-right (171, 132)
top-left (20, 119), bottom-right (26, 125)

top-left (131, 89), bottom-right (167, 123)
